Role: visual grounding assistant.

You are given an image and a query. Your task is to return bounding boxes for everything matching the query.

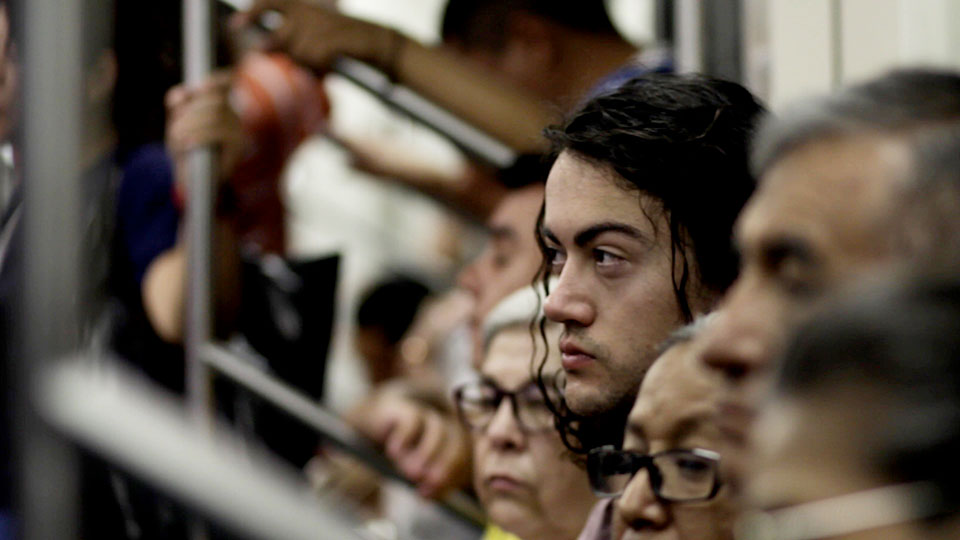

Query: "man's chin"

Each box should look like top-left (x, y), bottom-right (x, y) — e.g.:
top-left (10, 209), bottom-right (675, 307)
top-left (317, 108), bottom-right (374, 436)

top-left (563, 376), bottom-right (617, 418)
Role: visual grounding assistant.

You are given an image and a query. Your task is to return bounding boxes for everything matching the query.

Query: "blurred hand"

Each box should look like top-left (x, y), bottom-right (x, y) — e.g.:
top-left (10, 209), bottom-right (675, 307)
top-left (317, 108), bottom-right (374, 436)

top-left (165, 71), bottom-right (249, 190)
top-left (236, 0), bottom-right (395, 73)
top-left (350, 391), bottom-right (472, 498)
top-left (305, 450), bottom-right (381, 511)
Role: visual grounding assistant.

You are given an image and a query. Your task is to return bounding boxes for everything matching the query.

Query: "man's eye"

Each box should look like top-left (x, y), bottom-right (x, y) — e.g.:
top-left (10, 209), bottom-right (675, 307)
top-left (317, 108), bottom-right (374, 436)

top-left (593, 249), bottom-right (624, 267)
top-left (761, 243), bottom-right (818, 296)
top-left (769, 256), bottom-right (814, 295)
top-left (543, 247), bottom-right (566, 274)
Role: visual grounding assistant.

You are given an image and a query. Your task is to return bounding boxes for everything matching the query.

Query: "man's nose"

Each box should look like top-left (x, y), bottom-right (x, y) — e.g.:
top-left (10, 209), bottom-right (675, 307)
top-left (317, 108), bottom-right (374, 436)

top-left (616, 468), bottom-right (670, 530)
top-left (699, 282), bottom-right (782, 384)
top-left (543, 265), bottom-right (595, 327)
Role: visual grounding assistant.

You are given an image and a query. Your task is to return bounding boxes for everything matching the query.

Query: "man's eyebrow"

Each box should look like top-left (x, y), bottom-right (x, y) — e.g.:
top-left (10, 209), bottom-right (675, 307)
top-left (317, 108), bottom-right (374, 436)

top-left (540, 226), bottom-right (560, 245)
top-left (737, 229), bottom-right (816, 263)
top-left (573, 222), bottom-right (647, 247)
top-left (760, 236), bottom-right (817, 265)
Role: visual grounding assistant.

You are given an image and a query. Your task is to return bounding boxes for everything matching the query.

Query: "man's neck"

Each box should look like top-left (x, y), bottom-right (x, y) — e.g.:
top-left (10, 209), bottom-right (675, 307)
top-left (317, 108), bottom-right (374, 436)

top-left (577, 391), bottom-right (637, 452)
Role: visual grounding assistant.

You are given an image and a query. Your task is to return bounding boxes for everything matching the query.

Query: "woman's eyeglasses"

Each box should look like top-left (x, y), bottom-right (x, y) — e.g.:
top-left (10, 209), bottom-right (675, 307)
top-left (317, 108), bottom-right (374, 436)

top-left (453, 379), bottom-right (559, 432)
top-left (587, 445), bottom-right (722, 501)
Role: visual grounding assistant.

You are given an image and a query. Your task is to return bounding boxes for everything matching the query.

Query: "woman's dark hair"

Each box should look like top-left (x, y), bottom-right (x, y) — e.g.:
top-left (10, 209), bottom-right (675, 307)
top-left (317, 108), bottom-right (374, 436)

top-left (356, 276), bottom-right (430, 345)
top-left (535, 73), bottom-right (765, 454)
top-left (778, 275), bottom-right (960, 520)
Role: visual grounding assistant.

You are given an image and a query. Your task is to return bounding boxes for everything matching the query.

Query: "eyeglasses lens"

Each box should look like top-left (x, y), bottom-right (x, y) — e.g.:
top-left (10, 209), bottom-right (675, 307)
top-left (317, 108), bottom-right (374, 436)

top-left (654, 452), bottom-right (717, 501)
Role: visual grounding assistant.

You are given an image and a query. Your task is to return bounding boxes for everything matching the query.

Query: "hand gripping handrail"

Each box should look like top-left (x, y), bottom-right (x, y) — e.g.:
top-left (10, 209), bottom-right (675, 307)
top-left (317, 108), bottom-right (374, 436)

top-left (201, 343), bottom-right (486, 530)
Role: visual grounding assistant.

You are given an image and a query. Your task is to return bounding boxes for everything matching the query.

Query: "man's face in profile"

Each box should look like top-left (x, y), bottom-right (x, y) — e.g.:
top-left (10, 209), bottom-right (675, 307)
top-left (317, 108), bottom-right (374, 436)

top-left (698, 133), bottom-right (913, 472)
top-left (541, 151), bottom-right (688, 418)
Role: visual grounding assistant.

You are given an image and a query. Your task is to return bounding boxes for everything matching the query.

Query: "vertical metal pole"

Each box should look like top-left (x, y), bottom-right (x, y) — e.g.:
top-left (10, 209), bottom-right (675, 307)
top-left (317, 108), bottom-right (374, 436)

top-left (18, 0), bottom-right (85, 538)
top-left (183, 0), bottom-right (215, 424)
top-left (674, 0), bottom-right (704, 73)
top-left (702, 0), bottom-right (744, 82)
top-left (655, 0), bottom-right (675, 45)
top-left (184, 2), bottom-right (215, 537)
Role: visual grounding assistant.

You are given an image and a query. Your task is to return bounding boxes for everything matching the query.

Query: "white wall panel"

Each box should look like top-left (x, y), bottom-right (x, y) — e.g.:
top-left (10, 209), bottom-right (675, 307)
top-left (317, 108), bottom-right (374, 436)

top-left (839, 0), bottom-right (900, 85)
top-left (767, 0), bottom-right (835, 109)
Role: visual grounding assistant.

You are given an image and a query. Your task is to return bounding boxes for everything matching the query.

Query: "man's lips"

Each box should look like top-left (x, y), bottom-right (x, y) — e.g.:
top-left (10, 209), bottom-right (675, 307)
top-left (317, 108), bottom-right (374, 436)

top-left (560, 338), bottom-right (595, 371)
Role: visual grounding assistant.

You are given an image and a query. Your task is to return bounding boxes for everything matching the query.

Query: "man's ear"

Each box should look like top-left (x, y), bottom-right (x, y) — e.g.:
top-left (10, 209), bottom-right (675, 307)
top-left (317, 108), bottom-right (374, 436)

top-left (504, 11), bottom-right (561, 69)
top-left (86, 50), bottom-right (117, 105)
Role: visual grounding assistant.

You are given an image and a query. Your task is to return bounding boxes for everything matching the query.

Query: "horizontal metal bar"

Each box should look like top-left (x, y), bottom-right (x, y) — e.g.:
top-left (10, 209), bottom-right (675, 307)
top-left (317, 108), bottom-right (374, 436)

top-left (215, 0), bottom-right (515, 168)
top-left (200, 343), bottom-right (486, 530)
top-left (332, 57), bottom-right (517, 169)
top-left (37, 361), bottom-right (369, 540)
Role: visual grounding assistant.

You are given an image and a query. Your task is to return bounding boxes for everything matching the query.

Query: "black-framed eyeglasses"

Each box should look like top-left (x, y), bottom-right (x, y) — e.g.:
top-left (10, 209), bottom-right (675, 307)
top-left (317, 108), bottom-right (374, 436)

top-left (587, 445), bottom-right (722, 502)
top-left (453, 379), bottom-right (559, 433)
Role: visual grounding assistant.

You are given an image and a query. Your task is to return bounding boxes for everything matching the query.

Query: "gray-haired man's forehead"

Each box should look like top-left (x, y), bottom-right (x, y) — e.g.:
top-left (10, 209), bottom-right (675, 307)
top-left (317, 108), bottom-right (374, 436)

top-left (898, 123), bottom-right (960, 266)
top-left (751, 69), bottom-right (960, 177)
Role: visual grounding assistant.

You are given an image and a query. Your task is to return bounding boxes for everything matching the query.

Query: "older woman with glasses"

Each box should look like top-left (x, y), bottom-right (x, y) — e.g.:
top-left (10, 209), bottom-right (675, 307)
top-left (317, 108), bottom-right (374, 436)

top-left (579, 316), bottom-right (737, 540)
top-left (454, 288), bottom-right (596, 540)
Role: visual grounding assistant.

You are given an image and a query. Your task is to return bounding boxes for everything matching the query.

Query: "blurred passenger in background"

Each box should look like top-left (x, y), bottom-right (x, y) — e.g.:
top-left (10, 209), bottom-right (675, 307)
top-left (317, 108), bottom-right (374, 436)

top-left (697, 69), bottom-right (960, 484)
top-left (354, 275), bottom-right (431, 385)
top-left (456, 288), bottom-right (596, 540)
top-left (538, 74), bottom-right (763, 456)
top-left (440, 0), bottom-right (667, 109)
top-left (581, 316), bottom-right (736, 540)
top-left (348, 171), bottom-right (547, 498)
top-left (239, 0), bottom-right (659, 220)
top-left (746, 275), bottom-right (960, 540)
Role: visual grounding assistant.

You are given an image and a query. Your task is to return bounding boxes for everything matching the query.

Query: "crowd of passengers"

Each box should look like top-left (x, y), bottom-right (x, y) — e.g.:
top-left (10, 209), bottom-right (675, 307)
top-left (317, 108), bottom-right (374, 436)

top-left (3, 1), bottom-right (960, 539)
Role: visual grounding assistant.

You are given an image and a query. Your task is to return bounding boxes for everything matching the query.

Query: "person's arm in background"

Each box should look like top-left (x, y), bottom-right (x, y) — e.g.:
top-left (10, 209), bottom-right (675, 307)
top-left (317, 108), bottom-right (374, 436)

top-left (142, 73), bottom-right (244, 343)
top-left (237, 0), bottom-right (553, 155)
top-left (340, 134), bottom-right (507, 221)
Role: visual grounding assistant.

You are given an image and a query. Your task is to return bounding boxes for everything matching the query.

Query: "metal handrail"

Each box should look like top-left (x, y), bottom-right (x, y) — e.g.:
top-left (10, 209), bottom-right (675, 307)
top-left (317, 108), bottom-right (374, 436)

top-left (331, 57), bottom-right (517, 169)
top-left (37, 361), bottom-right (370, 540)
top-left (202, 343), bottom-right (486, 530)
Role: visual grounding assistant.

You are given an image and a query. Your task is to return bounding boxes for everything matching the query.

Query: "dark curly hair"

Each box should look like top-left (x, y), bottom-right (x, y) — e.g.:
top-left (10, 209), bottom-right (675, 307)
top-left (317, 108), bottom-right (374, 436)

top-left (534, 73), bottom-right (766, 454)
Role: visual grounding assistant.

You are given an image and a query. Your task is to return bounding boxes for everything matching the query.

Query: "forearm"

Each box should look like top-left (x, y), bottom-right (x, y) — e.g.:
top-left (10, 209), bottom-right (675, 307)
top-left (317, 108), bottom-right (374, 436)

top-left (390, 39), bottom-right (554, 153)
top-left (242, 2), bottom-right (555, 153)
top-left (142, 215), bottom-right (242, 344)
top-left (398, 166), bottom-right (507, 221)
